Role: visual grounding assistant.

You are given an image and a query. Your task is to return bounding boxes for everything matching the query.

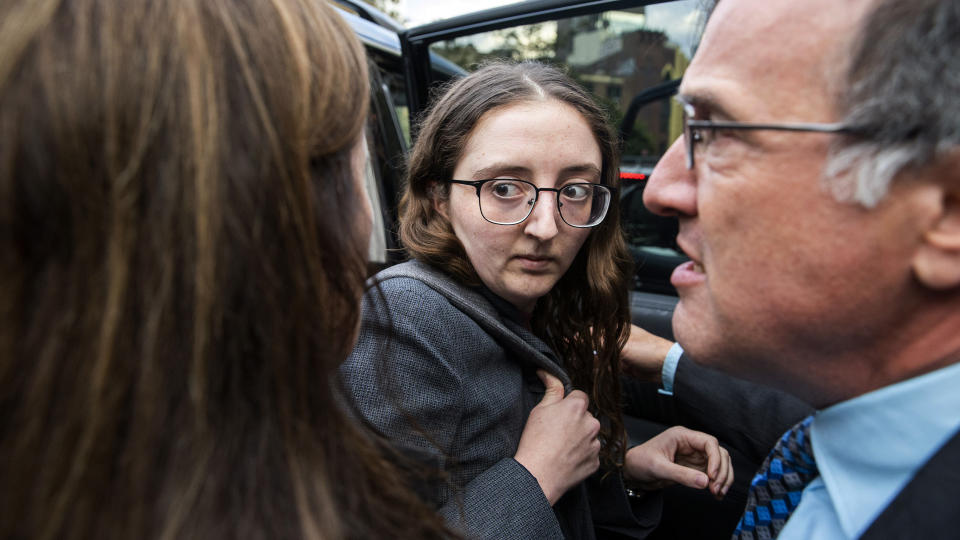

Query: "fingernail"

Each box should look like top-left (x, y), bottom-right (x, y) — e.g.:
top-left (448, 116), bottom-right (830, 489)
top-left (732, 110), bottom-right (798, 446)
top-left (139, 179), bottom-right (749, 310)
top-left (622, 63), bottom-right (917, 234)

top-left (697, 475), bottom-right (708, 489)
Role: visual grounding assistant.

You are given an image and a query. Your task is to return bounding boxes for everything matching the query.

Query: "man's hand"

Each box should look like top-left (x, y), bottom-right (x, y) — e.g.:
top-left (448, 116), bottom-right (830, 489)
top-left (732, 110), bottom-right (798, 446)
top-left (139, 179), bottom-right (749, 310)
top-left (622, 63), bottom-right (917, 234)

top-left (623, 426), bottom-right (733, 499)
top-left (620, 323), bottom-right (674, 383)
top-left (514, 370), bottom-right (602, 506)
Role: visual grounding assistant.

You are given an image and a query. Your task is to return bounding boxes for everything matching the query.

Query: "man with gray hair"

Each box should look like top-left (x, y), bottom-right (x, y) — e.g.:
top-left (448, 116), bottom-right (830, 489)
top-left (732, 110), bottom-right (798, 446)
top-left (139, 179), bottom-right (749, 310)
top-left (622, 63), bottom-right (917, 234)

top-left (630, 0), bottom-right (960, 537)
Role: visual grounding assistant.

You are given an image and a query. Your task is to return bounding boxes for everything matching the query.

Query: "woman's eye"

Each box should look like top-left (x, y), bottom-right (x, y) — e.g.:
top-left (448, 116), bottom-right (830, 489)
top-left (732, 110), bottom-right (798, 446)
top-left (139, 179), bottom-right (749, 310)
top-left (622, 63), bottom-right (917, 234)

top-left (490, 181), bottom-right (523, 198)
top-left (560, 184), bottom-right (590, 201)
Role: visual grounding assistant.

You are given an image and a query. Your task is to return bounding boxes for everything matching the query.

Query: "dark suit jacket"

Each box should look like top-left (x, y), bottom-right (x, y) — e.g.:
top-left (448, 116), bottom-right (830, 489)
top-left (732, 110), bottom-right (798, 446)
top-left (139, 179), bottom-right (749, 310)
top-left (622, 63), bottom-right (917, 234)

top-left (341, 261), bottom-right (660, 539)
top-left (668, 355), bottom-right (960, 539)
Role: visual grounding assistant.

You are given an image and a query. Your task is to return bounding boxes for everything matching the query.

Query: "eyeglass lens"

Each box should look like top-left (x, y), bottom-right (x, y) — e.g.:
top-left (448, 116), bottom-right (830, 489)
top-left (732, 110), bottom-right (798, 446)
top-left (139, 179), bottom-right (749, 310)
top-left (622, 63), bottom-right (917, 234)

top-left (477, 180), bottom-right (611, 227)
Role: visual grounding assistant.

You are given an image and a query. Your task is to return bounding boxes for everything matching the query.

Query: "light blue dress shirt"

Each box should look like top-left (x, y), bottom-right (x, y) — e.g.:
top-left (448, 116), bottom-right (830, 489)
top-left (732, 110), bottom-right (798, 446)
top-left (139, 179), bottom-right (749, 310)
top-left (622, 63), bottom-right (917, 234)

top-left (661, 347), bottom-right (960, 539)
top-left (781, 361), bottom-right (960, 539)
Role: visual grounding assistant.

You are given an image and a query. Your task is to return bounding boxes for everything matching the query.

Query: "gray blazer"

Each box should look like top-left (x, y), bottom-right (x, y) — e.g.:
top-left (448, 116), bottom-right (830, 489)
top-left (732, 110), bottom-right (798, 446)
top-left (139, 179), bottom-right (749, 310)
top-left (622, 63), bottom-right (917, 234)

top-left (341, 261), bottom-right (657, 539)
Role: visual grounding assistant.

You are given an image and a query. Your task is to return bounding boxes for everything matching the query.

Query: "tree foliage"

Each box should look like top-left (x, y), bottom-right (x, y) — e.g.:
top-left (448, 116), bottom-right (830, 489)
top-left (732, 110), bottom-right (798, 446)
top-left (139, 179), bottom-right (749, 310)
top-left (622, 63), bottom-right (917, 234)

top-left (358, 0), bottom-right (403, 23)
top-left (431, 23), bottom-right (556, 71)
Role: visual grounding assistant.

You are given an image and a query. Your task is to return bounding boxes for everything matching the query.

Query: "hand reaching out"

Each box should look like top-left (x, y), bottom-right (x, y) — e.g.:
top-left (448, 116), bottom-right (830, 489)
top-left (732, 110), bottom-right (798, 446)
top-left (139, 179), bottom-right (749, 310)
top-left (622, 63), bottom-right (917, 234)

top-left (620, 323), bottom-right (674, 383)
top-left (624, 426), bottom-right (733, 499)
top-left (514, 370), bottom-right (601, 506)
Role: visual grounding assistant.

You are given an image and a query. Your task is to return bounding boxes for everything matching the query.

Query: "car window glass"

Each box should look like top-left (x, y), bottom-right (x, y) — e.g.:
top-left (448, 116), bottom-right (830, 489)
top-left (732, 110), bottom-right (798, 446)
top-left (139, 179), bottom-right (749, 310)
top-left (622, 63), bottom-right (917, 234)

top-left (358, 134), bottom-right (388, 265)
top-left (380, 68), bottom-right (412, 147)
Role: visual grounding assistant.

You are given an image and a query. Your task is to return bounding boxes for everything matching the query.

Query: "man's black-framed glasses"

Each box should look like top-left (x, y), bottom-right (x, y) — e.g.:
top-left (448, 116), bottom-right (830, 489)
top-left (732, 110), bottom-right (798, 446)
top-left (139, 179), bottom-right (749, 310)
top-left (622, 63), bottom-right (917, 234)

top-left (447, 178), bottom-right (615, 228)
top-left (676, 95), bottom-right (855, 169)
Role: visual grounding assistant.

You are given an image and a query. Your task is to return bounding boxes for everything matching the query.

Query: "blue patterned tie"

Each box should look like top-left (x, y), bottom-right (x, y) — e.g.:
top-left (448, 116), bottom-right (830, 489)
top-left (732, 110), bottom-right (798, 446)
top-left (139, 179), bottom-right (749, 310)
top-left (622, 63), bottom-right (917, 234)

top-left (732, 415), bottom-right (817, 540)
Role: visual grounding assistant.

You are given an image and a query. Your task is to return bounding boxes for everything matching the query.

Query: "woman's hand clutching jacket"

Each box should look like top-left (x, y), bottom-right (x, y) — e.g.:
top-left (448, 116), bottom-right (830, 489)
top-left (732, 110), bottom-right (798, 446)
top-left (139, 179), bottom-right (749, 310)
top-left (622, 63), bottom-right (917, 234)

top-left (513, 370), bottom-right (602, 506)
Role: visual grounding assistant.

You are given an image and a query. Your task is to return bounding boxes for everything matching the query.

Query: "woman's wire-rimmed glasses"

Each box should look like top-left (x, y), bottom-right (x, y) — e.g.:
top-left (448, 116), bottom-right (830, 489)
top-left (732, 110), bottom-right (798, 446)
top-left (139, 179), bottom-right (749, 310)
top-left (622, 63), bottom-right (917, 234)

top-left (676, 95), bottom-right (856, 169)
top-left (446, 178), bottom-right (615, 228)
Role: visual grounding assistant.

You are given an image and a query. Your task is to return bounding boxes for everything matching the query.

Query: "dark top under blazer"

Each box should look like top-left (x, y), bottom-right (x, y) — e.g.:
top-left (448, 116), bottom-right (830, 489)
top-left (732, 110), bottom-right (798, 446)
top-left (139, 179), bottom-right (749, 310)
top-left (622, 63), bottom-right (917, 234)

top-left (341, 261), bottom-right (659, 539)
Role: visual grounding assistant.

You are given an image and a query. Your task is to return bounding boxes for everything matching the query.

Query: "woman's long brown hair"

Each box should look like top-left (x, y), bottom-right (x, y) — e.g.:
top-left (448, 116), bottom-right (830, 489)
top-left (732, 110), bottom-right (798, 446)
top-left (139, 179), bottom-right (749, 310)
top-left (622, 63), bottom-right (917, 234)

top-left (0, 0), bottom-right (449, 538)
top-left (399, 62), bottom-right (634, 469)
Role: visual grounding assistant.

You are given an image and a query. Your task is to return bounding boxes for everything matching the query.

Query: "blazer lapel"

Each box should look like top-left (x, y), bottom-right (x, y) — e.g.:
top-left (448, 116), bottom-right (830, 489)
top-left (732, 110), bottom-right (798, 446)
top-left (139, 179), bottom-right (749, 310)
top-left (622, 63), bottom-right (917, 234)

top-left (860, 427), bottom-right (960, 539)
top-left (371, 260), bottom-right (572, 391)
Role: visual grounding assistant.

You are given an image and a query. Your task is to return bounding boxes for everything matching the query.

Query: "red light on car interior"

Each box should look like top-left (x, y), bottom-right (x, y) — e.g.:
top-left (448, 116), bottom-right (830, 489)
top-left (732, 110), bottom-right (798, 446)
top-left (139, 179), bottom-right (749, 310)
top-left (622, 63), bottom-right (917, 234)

top-left (620, 172), bottom-right (647, 181)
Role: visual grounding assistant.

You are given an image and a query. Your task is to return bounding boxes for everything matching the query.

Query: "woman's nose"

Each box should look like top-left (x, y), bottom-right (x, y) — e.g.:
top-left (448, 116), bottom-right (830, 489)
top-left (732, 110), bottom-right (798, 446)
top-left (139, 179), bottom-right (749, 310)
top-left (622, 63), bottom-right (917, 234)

top-left (523, 191), bottom-right (561, 240)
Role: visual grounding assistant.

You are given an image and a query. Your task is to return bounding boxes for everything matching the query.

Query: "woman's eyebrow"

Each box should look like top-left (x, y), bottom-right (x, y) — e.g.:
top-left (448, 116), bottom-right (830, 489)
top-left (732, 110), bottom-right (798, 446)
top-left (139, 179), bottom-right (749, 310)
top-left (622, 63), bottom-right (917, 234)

top-left (469, 163), bottom-right (601, 180)
top-left (471, 164), bottom-right (531, 179)
top-left (559, 164), bottom-right (601, 179)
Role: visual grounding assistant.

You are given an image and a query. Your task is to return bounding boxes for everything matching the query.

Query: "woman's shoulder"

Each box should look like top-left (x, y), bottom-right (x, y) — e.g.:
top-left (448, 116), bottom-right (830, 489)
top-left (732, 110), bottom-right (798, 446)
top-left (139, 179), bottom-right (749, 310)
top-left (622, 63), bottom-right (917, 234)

top-left (370, 260), bottom-right (456, 290)
top-left (372, 273), bottom-right (437, 296)
top-left (353, 262), bottom-right (504, 373)
top-left (370, 268), bottom-right (450, 303)
top-left (364, 261), bottom-right (472, 323)
top-left (368, 260), bottom-right (469, 306)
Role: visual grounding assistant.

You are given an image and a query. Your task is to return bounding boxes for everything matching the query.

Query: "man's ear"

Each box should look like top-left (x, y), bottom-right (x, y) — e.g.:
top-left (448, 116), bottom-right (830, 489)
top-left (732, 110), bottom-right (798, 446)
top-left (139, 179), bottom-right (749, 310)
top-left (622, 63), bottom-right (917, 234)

top-left (913, 188), bottom-right (960, 290)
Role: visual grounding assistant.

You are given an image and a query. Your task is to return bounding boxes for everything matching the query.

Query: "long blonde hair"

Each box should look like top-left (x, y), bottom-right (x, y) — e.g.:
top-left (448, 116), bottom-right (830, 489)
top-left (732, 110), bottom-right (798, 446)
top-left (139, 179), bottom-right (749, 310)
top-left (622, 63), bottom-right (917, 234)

top-left (0, 0), bottom-right (449, 538)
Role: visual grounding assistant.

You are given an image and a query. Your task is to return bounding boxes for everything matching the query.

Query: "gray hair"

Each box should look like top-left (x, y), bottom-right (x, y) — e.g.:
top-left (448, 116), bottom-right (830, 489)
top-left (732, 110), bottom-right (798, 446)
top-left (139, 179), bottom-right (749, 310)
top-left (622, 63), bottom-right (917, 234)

top-left (826, 0), bottom-right (960, 207)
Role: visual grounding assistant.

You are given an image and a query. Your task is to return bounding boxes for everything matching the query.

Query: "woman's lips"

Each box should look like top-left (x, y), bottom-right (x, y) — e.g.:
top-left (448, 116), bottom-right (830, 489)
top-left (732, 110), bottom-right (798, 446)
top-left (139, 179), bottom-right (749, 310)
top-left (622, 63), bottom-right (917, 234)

top-left (514, 255), bottom-right (553, 271)
top-left (671, 259), bottom-right (706, 288)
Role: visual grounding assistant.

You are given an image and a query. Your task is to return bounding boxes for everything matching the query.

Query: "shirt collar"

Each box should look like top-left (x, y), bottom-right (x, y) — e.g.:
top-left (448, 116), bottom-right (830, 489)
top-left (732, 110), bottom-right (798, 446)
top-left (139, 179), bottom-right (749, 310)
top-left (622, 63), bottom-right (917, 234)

top-left (810, 361), bottom-right (960, 538)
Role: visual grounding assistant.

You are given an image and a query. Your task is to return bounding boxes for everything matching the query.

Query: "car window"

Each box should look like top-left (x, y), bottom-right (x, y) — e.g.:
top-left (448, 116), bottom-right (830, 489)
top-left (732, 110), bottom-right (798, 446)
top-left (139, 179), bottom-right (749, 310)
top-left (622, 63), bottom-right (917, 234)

top-left (427, 1), bottom-right (705, 295)
top-left (377, 62), bottom-right (413, 147)
top-left (362, 56), bottom-right (411, 267)
top-left (358, 136), bottom-right (388, 264)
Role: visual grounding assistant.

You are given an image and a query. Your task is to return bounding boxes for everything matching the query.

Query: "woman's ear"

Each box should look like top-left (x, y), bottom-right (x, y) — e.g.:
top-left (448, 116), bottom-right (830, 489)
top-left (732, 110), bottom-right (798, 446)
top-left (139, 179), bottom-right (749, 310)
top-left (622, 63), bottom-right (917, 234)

top-left (913, 179), bottom-right (960, 290)
top-left (430, 182), bottom-right (450, 219)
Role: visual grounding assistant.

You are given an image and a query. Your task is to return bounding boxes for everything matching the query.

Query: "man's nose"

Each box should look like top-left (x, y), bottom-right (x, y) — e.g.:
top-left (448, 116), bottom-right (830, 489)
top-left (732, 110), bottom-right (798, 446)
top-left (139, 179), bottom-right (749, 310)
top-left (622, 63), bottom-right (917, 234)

top-left (644, 137), bottom-right (698, 217)
top-left (523, 191), bottom-right (560, 240)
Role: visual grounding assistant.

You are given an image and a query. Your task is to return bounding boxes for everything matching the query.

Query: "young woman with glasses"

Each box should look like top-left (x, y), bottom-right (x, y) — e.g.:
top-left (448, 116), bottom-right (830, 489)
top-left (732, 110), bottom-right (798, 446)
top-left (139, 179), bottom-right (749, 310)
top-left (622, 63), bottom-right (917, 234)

top-left (342, 61), bottom-right (734, 539)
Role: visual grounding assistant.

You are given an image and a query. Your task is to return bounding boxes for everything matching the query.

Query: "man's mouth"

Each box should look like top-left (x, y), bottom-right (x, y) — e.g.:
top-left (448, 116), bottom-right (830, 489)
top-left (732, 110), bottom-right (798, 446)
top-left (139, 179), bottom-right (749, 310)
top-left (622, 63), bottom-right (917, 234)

top-left (675, 236), bottom-right (704, 273)
top-left (671, 235), bottom-right (706, 288)
top-left (671, 260), bottom-right (706, 288)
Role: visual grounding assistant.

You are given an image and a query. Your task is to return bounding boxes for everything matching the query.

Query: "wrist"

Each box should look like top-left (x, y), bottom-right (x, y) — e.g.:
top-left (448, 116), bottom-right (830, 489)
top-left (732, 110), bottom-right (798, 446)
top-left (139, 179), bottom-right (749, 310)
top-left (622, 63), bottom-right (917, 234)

top-left (622, 445), bottom-right (643, 483)
top-left (514, 456), bottom-right (560, 506)
top-left (653, 342), bottom-right (672, 384)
